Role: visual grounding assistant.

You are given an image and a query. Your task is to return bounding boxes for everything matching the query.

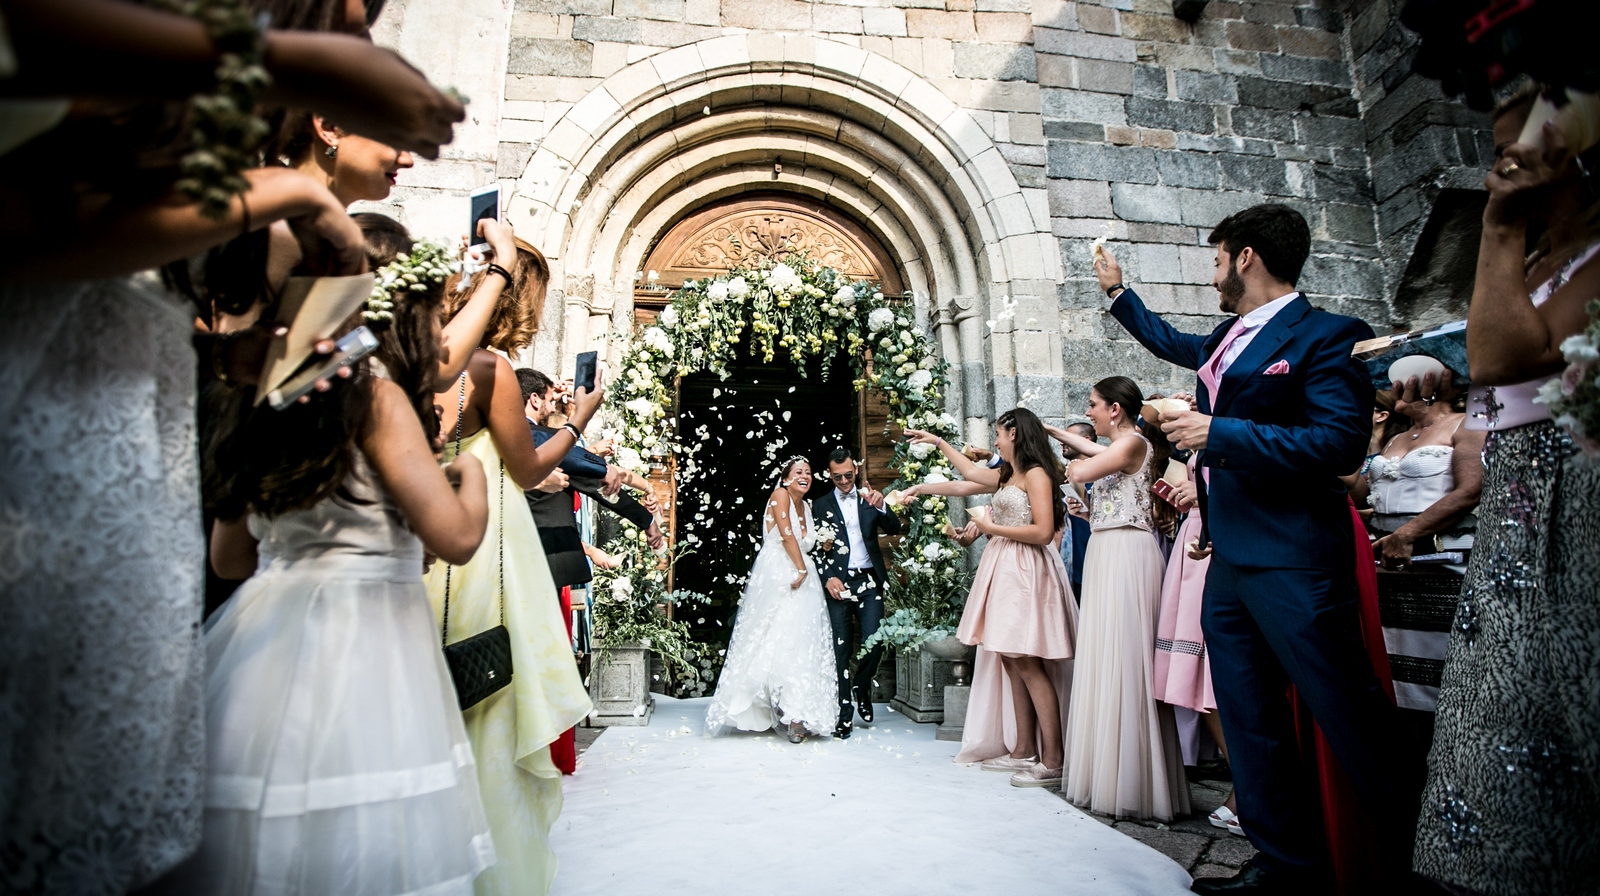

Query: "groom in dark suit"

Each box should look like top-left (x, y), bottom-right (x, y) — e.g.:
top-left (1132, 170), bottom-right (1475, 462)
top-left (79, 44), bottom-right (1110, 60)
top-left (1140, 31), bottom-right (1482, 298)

top-left (812, 447), bottom-right (900, 739)
top-left (1100, 205), bottom-right (1422, 892)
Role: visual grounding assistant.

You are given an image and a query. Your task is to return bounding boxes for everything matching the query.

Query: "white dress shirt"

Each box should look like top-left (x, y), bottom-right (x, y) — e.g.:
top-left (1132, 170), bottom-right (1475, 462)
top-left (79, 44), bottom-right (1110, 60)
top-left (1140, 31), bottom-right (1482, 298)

top-left (1213, 291), bottom-right (1299, 378)
top-left (834, 489), bottom-right (872, 571)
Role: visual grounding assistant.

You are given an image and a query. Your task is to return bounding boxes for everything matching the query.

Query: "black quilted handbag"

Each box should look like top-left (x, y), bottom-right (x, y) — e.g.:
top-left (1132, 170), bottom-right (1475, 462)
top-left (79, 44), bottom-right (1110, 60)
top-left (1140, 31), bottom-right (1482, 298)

top-left (440, 372), bottom-right (514, 711)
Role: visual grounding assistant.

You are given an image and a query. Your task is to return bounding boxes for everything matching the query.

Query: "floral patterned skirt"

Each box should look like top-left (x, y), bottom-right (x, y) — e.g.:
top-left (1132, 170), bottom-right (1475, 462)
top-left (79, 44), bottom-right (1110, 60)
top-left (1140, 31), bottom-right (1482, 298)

top-left (1414, 422), bottom-right (1600, 895)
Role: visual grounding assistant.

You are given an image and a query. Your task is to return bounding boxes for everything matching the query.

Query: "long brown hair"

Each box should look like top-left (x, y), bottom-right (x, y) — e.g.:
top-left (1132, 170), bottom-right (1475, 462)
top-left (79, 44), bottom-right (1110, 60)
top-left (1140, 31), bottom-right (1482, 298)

top-left (995, 408), bottom-right (1068, 534)
top-left (442, 238), bottom-right (548, 355)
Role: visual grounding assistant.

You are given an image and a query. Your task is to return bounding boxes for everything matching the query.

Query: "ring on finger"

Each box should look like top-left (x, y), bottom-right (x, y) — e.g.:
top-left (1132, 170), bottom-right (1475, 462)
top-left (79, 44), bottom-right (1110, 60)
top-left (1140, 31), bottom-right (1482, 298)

top-left (1502, 161), bottom-right (1521, 175)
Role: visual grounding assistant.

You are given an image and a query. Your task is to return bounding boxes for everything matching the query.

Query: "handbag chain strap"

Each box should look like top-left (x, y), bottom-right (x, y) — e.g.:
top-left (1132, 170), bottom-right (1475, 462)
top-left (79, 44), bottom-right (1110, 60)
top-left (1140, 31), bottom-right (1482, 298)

top-left (442, 371), bottom-right (467, 649)
top-left (439, 371), bottom-right (508, 650)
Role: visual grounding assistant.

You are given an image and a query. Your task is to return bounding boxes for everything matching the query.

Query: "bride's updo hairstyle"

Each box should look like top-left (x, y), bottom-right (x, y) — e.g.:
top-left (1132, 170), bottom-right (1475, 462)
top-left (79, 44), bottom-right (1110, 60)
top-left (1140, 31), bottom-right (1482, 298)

top-left (1092, 375), bottom-right (1172, 493)
top-left (777, 456), bottom-right (812, 487)
top-left (441, 238), bottom-right (550, 356)
top-left (995, 407), bottom-right (1068, 534)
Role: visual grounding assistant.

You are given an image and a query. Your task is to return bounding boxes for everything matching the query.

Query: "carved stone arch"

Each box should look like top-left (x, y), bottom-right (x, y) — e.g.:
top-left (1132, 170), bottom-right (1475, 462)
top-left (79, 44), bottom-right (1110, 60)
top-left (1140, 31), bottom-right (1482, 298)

top-left (633, 192), bottom-right (904, 312)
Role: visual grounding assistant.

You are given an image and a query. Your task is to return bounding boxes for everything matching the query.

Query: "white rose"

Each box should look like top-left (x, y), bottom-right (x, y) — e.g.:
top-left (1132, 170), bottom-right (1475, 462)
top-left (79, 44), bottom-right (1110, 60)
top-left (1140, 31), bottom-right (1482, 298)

top-left (616, 446), bottom-right (644, 470)
top-left (1560, 333), bottom-right (1600, 363)
top-left (907, 369), bottom-right (933, 393)
top-left (834, 285), bottom-right (855, 304)
top-left (909, 442), bottom-right (935, 460)
top-left (924, 471), bottom-right (949, 484)
top-left (609, 577), bottom-right (633, 601)
top-left (921, 542), bottom-right (942, 562)
top-left (868, 308), bottom-right (895, 332)
top-left (659, 305), bottom-right (679, 328)
top-left (919, 356), bottom-right (935, 370)
top-left (940, 412), bottom-right (959, 430)
top-left (707, 280), bottom-right (729, 302)
top-left (727, 276), bottom-right (750, 299)
top-left (624, 397), bottom-right (656, 417)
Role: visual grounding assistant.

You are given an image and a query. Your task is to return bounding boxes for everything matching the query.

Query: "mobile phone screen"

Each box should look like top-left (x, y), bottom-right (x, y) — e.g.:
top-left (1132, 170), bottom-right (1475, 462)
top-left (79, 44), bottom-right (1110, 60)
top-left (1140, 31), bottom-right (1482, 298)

top-left (469, 185), bottom-right (499, 250)
top-left (268, 327), bottom-right (380, 410)
top-left (574, 351), bottom-right (598, 394)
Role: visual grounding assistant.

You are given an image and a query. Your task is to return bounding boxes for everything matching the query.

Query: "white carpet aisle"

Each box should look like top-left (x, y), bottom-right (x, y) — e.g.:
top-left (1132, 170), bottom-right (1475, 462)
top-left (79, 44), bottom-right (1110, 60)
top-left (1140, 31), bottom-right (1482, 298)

top-left (550, 696), bottom-right (1193, 895)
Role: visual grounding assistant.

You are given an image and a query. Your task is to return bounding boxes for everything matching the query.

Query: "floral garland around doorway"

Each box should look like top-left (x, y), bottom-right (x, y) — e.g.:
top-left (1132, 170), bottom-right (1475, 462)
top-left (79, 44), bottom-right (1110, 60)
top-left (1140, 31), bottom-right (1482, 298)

top-left (591, 255), bottom-right (975, 697)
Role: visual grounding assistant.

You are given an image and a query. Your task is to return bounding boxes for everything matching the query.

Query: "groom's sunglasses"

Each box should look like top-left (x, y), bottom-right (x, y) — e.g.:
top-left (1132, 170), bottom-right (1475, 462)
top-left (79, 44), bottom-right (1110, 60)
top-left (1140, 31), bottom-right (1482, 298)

top-left (829, 472), bottom-right (856, 482)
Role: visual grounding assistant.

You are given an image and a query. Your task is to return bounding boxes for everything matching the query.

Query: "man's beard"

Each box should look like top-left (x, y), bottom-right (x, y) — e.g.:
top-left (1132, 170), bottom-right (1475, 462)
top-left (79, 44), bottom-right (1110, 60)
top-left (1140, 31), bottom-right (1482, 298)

top-left (1217, 261), bottom-right (1246, 314)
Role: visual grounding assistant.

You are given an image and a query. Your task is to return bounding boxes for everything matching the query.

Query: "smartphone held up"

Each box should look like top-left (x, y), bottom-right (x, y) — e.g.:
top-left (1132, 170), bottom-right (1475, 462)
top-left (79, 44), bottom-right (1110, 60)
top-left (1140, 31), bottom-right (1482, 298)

top-left (469, 185), bottom-right (499, 253)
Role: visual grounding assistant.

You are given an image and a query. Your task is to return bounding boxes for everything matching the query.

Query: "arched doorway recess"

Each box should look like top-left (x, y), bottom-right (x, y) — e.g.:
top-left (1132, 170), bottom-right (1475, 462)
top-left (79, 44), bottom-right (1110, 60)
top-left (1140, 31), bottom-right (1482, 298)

top-left (633, 193), bottom-right (908, 606)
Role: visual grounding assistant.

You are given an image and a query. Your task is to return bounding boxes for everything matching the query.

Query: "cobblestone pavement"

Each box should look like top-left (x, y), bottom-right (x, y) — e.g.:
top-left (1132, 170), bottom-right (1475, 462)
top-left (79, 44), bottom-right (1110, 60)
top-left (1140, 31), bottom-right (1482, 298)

top-left (1056, 776), bottom-right (1256, 881)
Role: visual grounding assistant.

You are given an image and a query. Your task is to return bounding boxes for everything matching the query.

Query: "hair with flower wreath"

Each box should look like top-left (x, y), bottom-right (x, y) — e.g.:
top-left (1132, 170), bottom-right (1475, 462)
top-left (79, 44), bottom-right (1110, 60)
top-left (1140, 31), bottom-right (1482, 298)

top-left (775, 455), bottom-right (812, 487)
top-left (355, 221), bottom-right (460, 434)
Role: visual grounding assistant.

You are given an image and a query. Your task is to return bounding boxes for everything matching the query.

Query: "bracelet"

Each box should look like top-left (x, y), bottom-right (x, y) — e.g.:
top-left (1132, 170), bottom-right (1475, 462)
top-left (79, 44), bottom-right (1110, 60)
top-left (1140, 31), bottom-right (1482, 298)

top-left (792, 567), bottom-right (806, 577)
top-left (485, 263), bottom-right (515, 290)
top-left (562, 422), bottom-right (582, 440)
top-left (1105, 282), bottom-right (1126, 297)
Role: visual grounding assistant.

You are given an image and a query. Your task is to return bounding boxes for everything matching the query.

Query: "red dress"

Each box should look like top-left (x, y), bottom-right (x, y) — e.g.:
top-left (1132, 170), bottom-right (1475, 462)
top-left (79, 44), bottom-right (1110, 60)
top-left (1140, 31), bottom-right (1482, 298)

top-left (1287, 499), bottom-right (1394, 894)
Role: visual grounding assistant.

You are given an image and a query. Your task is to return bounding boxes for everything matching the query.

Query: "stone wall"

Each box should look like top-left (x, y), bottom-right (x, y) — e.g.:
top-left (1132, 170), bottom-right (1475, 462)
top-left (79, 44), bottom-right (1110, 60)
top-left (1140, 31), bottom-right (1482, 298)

top-left (366, 0), bottom-right (1494, 428)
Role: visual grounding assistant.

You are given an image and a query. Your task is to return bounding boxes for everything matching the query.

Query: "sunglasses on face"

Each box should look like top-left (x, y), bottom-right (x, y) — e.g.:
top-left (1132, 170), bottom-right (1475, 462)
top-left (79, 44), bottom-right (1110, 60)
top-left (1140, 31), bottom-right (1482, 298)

top-left (830, 471), bottom-right (856, 483)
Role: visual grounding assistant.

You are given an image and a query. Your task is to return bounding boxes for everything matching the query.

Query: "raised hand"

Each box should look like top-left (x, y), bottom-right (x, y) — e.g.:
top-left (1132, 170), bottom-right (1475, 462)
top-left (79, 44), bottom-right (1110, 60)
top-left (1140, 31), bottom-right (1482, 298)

top-left (902, 428), bottom-right (939, 446)
top-left (570, 368), bottom-right (606, 430)
top-left (1093, 246), bottom-right (1124, 293)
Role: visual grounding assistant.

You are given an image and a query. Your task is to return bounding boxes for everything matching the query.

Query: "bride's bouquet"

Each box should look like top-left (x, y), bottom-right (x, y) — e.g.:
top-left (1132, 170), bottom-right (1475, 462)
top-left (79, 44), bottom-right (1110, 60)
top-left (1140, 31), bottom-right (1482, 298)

top-left (1537, 299), bottom-right (1600, 460)
top-left (812, 520), bottom-right (840, 552)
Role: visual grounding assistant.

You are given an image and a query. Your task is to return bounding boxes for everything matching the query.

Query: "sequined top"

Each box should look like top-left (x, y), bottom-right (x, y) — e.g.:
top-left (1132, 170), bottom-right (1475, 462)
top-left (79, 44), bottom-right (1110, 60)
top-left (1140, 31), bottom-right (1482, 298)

top-left (989, 485), bottom-right (1034, 528)
top-left (1090, 432), bottom-right (1154, 533)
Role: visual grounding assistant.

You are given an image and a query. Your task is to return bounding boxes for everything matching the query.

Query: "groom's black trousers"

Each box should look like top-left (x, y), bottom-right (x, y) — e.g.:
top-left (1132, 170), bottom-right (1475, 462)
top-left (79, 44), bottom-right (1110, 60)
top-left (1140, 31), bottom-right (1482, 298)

top-left (827, 569), bottom-right (884, 716)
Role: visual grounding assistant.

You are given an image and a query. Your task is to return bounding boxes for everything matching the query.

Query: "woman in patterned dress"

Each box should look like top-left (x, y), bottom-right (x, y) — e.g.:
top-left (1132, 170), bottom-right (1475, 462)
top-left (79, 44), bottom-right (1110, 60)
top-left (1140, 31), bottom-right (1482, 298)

top-left (1413, 88), bottom-right (1600, 895)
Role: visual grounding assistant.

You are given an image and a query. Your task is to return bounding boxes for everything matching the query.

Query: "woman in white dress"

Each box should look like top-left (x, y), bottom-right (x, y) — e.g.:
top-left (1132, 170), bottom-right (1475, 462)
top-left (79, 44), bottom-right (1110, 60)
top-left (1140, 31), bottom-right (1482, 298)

top-left (706, 457), bottom-right (840, 743)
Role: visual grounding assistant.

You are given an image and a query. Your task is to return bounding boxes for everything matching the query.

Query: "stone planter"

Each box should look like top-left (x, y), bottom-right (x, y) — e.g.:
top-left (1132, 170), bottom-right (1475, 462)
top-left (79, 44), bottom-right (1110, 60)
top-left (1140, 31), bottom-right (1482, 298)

top-left (921, 636), bottom-right (976, 740)
top-left (890, 640), bottom-right (963, 723)
top-left (588, 643), bottom-right (655, 727)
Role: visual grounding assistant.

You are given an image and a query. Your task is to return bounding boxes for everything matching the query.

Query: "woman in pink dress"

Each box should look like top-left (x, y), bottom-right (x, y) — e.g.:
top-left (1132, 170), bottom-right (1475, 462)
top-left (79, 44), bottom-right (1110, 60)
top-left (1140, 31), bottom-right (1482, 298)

top-left (1057, 376), bottom-right (1188, 821)
top-left (1152, 447), bottom-right (1239, 831)
top-left (901, 408), bottom-right (1077, 787)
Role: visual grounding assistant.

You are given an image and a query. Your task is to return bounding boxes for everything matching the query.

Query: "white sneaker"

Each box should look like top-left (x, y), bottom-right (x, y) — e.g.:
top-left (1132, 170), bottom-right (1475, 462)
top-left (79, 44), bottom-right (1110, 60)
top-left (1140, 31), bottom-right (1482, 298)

top-left (1010, 763), bottom-right (1064, 787)
top-left (980, 755), bottom-right (1037, 772)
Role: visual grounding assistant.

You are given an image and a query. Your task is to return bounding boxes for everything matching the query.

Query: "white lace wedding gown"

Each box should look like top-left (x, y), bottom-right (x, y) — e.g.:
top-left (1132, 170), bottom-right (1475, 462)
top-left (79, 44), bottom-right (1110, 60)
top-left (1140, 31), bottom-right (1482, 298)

top-left (705, 496), bottom-right (839, 737)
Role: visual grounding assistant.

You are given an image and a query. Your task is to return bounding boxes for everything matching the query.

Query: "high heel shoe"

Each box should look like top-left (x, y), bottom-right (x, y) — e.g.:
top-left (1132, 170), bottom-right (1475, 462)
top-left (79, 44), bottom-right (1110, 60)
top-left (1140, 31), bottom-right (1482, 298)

top-left (787, 722), bottom-right (806, 744)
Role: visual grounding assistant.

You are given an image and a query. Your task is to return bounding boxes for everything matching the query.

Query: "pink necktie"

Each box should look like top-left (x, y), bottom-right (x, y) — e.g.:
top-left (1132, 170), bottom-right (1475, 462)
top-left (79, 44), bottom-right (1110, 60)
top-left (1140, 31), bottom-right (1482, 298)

top-left (1198, 317), bottom-right (1248, 404)
top-left (1197, 317), bottom-right (1247, 488)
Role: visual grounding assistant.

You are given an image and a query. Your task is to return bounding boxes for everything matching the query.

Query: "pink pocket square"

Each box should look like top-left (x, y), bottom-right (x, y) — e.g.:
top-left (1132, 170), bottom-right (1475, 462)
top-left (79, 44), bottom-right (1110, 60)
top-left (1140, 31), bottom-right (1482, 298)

top-left (1264, 360), bottom-right (1291, 375)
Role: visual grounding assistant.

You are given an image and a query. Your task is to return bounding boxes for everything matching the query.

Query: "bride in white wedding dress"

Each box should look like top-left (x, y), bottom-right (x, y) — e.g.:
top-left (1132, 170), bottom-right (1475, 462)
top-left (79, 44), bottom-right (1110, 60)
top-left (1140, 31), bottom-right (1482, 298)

top-left (705, 457), bottom-right (840, 743)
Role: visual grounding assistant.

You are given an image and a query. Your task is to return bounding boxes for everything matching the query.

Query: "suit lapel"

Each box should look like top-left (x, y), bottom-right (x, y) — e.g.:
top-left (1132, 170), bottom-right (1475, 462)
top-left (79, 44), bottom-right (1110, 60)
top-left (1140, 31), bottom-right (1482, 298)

top-left (1212, 296), bottom-right (1308, 416)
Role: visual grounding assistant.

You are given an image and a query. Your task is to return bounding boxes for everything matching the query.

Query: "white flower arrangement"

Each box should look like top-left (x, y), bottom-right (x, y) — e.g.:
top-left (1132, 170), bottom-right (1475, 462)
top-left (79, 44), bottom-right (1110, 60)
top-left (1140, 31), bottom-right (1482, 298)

top-left (833, 285), bottom-right (856, 305)
top-left (707, 280), bottom-right (730, 302)
top-left (1536, 300), bottom-right (1600, 458)
top-left (812, 520), bottom-right (840, 546)
top-left (868, 307), bottom-right (895, 333)
top-left (726, 276), bottom-right (750, 299)
top-left (659, 305), bottom-right (679, 329)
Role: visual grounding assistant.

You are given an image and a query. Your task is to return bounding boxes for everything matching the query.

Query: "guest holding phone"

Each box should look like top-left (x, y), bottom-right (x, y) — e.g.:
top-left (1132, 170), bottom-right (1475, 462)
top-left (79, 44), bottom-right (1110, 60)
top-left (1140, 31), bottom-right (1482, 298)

top-left (426, 277), bottom-right (604, 895)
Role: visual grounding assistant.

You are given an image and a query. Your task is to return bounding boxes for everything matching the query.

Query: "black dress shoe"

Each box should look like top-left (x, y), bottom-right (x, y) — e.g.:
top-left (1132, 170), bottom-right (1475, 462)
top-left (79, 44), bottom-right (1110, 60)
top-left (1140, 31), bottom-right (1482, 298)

top-left (854, 690), bottom-right (874, 723)
top-left (1190, 860), bottom-right (1329, 894)
top-left (834, 721), bottom-right (853, 739)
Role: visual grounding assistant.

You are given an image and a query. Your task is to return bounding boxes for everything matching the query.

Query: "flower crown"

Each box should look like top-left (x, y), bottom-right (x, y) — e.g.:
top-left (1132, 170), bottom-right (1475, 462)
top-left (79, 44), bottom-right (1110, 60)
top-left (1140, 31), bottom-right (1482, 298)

top-left (366, 241), bottom-right (460, 326)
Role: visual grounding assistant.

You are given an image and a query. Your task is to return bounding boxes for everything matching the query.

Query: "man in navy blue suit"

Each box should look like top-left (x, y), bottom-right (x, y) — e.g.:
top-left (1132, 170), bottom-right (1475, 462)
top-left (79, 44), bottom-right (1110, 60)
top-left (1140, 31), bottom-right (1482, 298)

top-left (1098, 205), bottom-right (1422, 892)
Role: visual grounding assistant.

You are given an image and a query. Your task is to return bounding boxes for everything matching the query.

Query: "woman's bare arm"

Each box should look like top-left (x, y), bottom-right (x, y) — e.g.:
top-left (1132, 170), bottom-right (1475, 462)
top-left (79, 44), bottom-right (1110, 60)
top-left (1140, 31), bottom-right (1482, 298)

top-left (766, 490), bottom-right (808, 586)
top-left (904, 428), bottom-right (1002, 488)
top-left (363, 378), bottom-right (488, 564)
top-left (436, 219), bottom-right (517, 387)
top-left (900, 479), bottom-right (994, 500)
top-left (1066, 434), bottom-right (1145, 483)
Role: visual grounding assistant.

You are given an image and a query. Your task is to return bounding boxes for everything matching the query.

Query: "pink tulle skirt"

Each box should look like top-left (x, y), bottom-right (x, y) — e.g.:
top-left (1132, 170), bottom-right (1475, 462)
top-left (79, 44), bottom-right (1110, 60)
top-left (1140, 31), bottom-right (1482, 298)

top-left (956, 535), bottom-right (1076, 659)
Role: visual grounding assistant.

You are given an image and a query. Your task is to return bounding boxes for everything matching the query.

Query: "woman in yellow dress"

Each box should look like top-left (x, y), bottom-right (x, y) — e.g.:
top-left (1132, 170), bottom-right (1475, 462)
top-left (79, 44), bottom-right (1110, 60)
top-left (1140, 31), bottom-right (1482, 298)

top-left (426, 244), bottom-right (601, 896)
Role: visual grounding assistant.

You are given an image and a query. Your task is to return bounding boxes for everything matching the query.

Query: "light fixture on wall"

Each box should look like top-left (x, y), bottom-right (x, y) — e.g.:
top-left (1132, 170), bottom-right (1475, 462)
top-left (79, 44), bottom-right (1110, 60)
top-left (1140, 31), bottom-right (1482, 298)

top-left (773, 159), bottom-right (782, 180)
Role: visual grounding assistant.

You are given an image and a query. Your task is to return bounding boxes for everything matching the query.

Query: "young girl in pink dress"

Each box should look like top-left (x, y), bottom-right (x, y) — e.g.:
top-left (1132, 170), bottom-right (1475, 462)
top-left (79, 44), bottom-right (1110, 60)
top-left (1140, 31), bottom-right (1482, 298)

top-left (902, 408), bottom-right (1077, 787)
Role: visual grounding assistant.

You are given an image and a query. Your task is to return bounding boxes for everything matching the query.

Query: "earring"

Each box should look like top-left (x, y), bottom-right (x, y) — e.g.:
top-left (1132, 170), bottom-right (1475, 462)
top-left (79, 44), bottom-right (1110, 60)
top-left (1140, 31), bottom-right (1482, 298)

top-left (325, 144), bottom-right (338, 159)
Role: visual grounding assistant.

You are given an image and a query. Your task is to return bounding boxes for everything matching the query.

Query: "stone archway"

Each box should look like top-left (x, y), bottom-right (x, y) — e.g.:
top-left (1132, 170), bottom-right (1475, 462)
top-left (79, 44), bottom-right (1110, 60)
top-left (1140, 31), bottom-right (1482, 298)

top-left (504, 34), bottom-right (1066, 448)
